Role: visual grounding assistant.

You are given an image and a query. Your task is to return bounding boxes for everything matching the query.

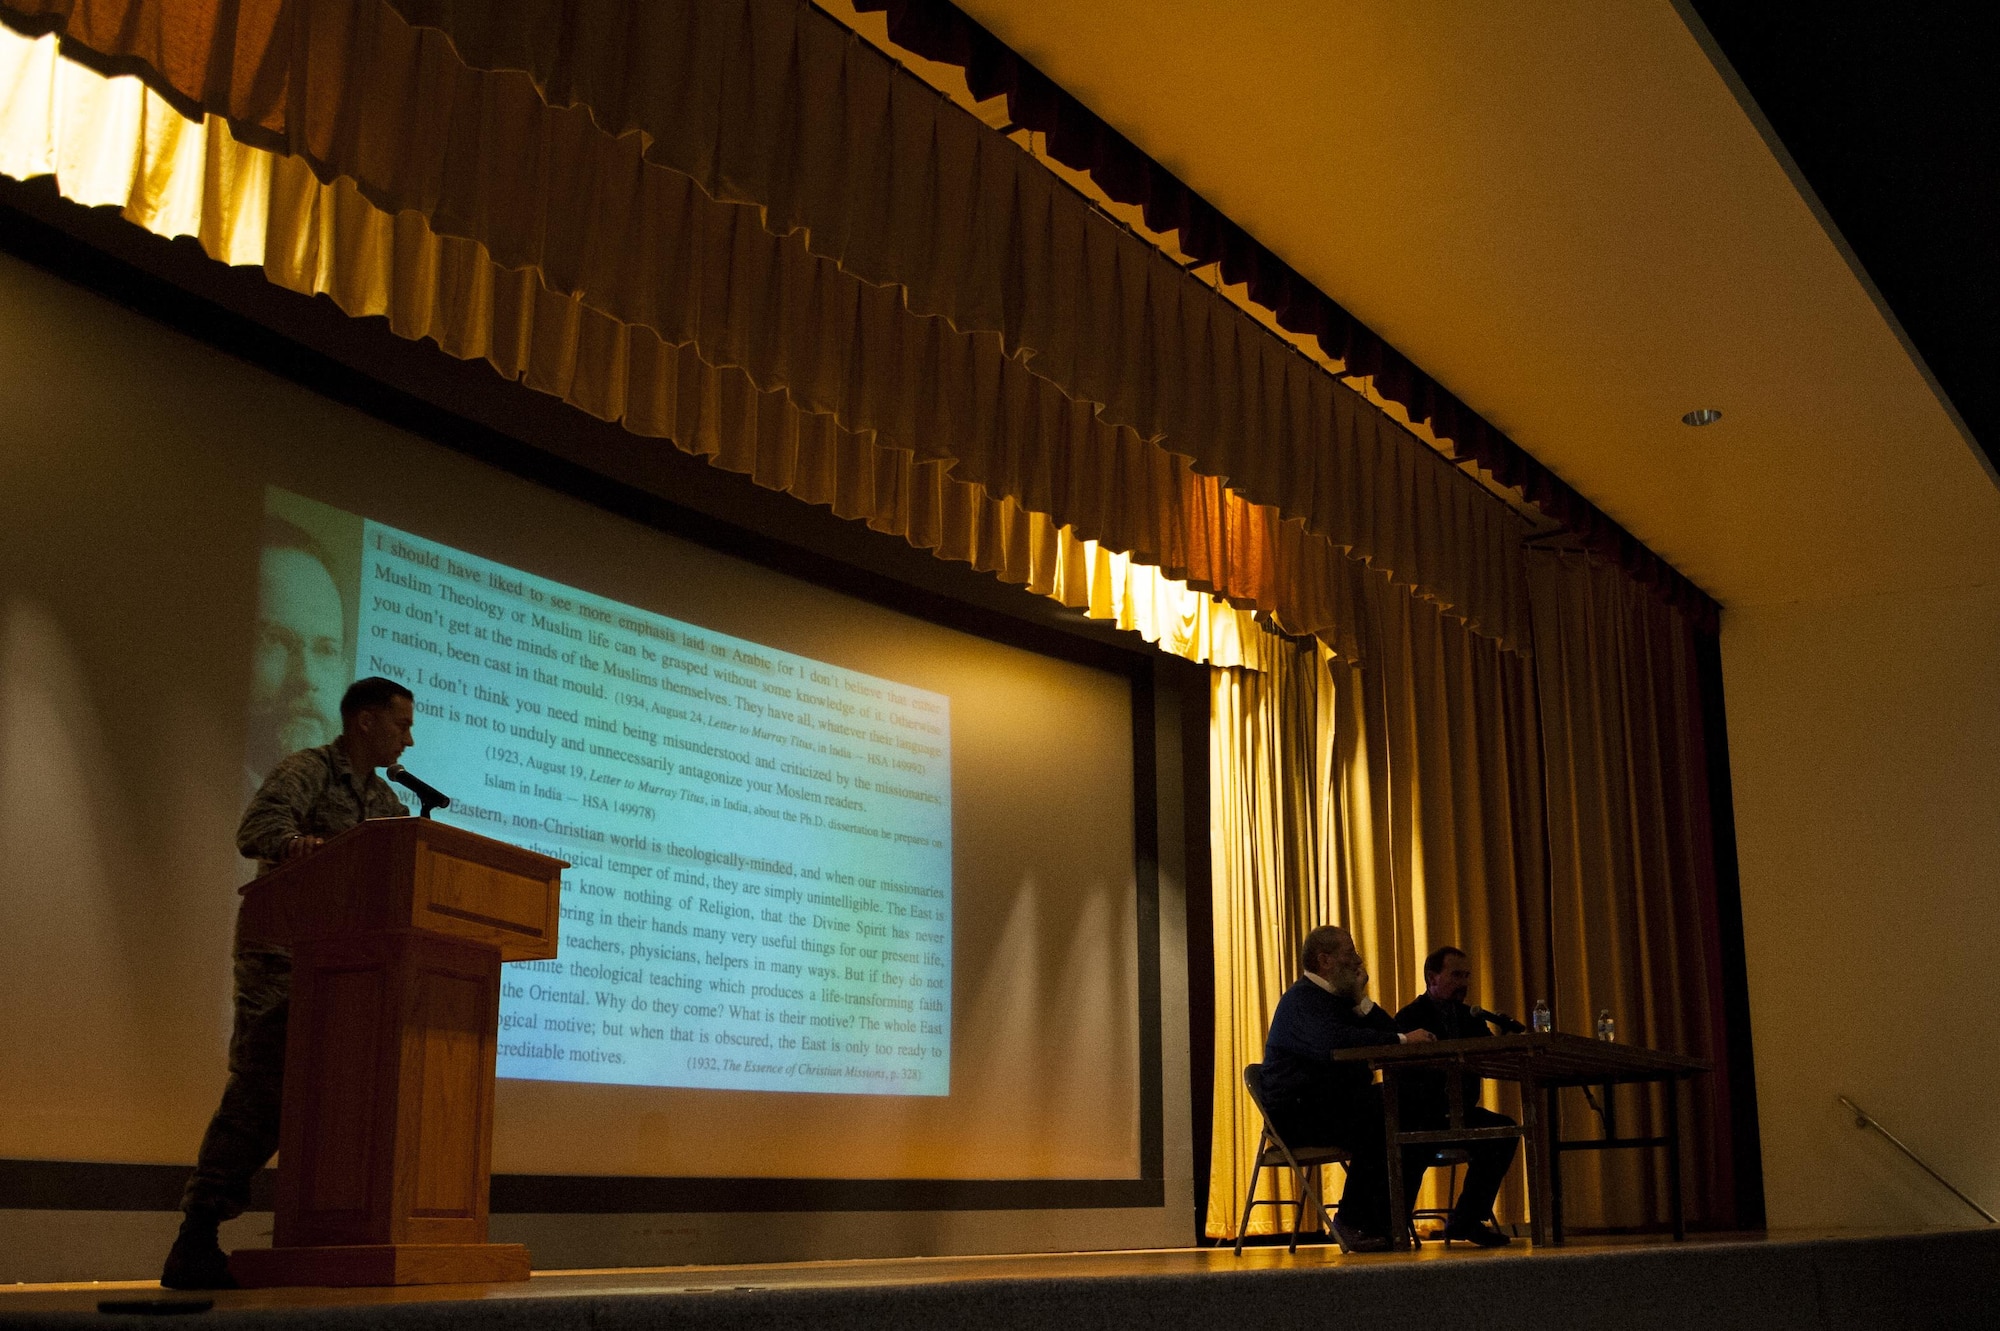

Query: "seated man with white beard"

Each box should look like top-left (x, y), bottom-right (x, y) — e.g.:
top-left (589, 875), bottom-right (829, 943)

top-left (1259, 924), bottom-right (1437, 1252)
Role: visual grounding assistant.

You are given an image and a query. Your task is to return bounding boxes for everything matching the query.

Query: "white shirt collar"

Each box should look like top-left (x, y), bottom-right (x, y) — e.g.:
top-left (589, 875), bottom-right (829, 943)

top-left (1303, 971), bottom-right (1374, 1014)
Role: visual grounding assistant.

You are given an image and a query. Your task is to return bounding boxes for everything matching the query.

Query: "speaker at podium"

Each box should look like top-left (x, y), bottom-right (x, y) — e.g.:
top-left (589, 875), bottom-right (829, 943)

top-left (228, 817), bottom-right (565, 1288)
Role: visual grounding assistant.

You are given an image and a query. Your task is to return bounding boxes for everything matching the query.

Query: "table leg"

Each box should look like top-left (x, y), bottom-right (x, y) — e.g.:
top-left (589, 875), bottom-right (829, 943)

top-left (1383, 1069), bottom-right (1411, 1250)
top-left (1549, 1084), bottom-right (1565, 1244)
top-left (1666, 1077), bottom-right (1685, 1241)
top-left (1521, 1074), bottom-right (1553, 1246)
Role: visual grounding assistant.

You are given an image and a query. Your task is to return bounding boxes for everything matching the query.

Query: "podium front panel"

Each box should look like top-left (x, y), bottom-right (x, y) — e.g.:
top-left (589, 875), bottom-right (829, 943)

top-left (275, 933), bottom-right (499, 1248)
top-left (276, 938), bottom-right (401, 1247)
top-left (412, 839), bottom-right (559, 961)
top-left (394, 939), bottom-right (499, 1242)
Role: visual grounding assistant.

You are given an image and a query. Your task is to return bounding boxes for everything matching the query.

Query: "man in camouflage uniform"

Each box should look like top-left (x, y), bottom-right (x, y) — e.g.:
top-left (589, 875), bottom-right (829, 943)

top-left (161, 676), bottom-right (416, 1289)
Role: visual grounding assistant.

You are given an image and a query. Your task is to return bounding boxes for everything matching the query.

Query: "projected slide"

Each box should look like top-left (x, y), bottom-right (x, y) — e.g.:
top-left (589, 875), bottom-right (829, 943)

top-left (248, 489), bottom-right (953, 1095)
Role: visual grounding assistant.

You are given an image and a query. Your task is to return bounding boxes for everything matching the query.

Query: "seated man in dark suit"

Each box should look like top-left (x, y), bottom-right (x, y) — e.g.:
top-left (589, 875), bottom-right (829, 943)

top-left (1392, 945), bottom-right (1522, 1246)
top-left (1261, 924), bottom-right (1438, 1252)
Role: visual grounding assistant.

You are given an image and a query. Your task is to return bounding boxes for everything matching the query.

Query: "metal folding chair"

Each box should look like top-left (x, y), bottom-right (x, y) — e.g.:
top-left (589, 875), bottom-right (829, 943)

top-left (1409, 1147), bottom-right (1471, 1244)
top-left (1233, 1063), bottom-right (1351, 1254)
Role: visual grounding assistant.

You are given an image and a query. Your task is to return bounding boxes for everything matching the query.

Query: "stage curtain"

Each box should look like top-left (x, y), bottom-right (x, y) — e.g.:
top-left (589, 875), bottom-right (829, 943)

top-left (0, 0), bottom-right (1536, 652)
top-left (1530, 551), bottom-right (1734, 1230)
top-left (846, 0), bottom-right (1718, 631)
top-left (1324, 574), bottom-right (1548, 1028)
top-left (0, 23), bottom-right (1337, 666)
top-left (1207, 559), bottom-right (1729, 1239)
top-left (1314, 572), bottom-right (1550, 1232)
top-left (1206, 576), bottom-right (1547, 1239)
top-left (1204, 643), bottom-right (1334, 1236)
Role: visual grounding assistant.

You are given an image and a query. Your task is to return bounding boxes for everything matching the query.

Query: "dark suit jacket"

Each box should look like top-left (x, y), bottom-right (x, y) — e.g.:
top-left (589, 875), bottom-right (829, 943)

top-left (1393, 993), bottom-right (1494, 1120)
top-left (1261, 977), bottom-right (1403, 1118)
top-left (1395, 993), bottom-right (1498, 1042)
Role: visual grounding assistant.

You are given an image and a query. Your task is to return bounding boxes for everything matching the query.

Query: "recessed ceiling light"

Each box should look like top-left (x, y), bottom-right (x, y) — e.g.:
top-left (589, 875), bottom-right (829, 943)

top-left (1681, 408), bottom-right (1723, 427)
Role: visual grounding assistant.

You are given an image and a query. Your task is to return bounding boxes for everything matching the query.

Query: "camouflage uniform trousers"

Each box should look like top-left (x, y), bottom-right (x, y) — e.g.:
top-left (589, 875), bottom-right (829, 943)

top-left (179, 949), bottom-right (292, 1218)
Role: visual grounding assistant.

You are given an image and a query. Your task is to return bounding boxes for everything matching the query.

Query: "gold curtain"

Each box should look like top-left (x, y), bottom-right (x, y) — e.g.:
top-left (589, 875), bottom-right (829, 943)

top-left (0, 24), bottom-right (1315, 667)
top-left (1206, 578), bottom-right (1546, 1238)
top-left (1315, 571), bottom-right (1549, 1231)
top-left (1204, 643), bottom-right (1334, 1236)
top-left (1208, 561), bottom-right (1727, 1239)
top-left (1531, 550), bottom-right (1733, 1229)
top-left (355, 0), bottom-right (1509, 640)
top-left (0, 0), bottom-right (1535, 650)
top-left (1326, 573), bottom-right (1548, 1024)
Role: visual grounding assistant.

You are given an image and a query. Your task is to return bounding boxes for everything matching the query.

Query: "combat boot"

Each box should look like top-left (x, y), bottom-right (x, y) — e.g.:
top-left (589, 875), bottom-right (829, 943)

top-left (160, 1210), bottom-right (238, 1289)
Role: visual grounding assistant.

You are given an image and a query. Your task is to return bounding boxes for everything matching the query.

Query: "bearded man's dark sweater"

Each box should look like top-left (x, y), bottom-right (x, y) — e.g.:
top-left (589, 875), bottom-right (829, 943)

top-left (1261, 977), bottom-right (1403, 1113)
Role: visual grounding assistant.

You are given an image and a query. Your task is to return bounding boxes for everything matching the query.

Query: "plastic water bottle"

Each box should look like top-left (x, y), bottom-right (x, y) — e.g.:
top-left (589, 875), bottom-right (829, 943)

top-left (1531, 998), bottom-right (1552, 1034)
top-left (1596, 1008), bottom-right (1616, 1042)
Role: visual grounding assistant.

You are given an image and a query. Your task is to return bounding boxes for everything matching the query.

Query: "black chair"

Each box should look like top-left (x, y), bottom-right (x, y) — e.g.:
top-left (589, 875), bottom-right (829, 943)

top-left (1233, 1063), bottom-right (1350, 1254)
top-left (1408, 1147), bottom-right (1470, 1244)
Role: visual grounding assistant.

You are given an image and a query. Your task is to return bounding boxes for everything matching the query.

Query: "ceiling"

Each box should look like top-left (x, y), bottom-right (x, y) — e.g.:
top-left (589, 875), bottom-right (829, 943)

top-left (1690, 3), bottom-right (2000, 486)
top-left (940, 0), bottom-right (2000, 610)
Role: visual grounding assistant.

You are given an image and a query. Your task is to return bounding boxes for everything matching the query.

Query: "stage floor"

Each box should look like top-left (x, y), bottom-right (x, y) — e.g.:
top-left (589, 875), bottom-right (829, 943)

top-left (0, 1230), bottom-right (1883, 1315)
top-left (9, 1227), bottom-right (2000, 1331)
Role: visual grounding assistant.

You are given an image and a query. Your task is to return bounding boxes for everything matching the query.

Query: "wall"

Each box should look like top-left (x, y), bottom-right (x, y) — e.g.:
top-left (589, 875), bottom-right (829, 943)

top-left (0, 240), bottom-right (1195, 1278)
top-left (1725, 583), bottom-right (2000, 1230)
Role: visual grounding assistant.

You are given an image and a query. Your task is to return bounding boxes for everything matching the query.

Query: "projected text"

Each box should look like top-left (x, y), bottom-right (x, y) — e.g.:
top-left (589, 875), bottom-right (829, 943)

top-left (277, 495), bottom-right (953, 1095)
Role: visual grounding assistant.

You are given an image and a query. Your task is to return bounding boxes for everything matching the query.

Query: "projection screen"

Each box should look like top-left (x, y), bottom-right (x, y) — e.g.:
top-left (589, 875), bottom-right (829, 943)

top-left (0, 237), bottom-right (1147, 1186)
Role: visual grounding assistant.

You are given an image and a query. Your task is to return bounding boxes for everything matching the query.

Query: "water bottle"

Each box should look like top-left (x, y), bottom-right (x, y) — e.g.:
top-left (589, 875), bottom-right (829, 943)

top-left (1596, 1008), bottom-right (1616, 1042)
top-left (1531, 998), bottom-right (1552, 1034)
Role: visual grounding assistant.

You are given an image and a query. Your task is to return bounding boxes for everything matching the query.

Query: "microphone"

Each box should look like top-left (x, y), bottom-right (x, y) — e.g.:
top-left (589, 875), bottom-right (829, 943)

top-left (1471, 1005), bottom-right (1527, 1034)
top-left (387, 764), bottom-right (451, 819)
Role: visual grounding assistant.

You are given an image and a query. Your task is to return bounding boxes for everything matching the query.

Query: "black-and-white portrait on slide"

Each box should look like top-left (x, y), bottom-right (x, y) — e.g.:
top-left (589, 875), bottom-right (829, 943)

top-left (244, 496), bottom-right (363, 792)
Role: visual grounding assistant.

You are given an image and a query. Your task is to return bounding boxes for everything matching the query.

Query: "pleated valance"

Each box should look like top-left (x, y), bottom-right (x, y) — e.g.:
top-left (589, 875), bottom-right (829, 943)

top-left (0, 0), bottom-right (1539, 654)
top-left (851, 0), bottom-right (1721, 632)
top-left (0, 24), bottom-right (1304, 667)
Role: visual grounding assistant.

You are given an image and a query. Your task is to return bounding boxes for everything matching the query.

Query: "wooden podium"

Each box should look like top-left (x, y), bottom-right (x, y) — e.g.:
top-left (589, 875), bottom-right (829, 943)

top-left (229, 817), bottom-right (565, 1287)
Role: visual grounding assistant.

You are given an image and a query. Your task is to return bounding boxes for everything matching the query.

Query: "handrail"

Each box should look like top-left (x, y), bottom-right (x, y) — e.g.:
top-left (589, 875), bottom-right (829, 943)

top-left (1838, 1095), bottom-right (1995, 1224)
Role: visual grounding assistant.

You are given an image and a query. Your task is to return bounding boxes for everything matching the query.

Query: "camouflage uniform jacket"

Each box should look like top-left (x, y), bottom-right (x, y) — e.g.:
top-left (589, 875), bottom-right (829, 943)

top-left (235, 743), bottom-right (410, 949)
